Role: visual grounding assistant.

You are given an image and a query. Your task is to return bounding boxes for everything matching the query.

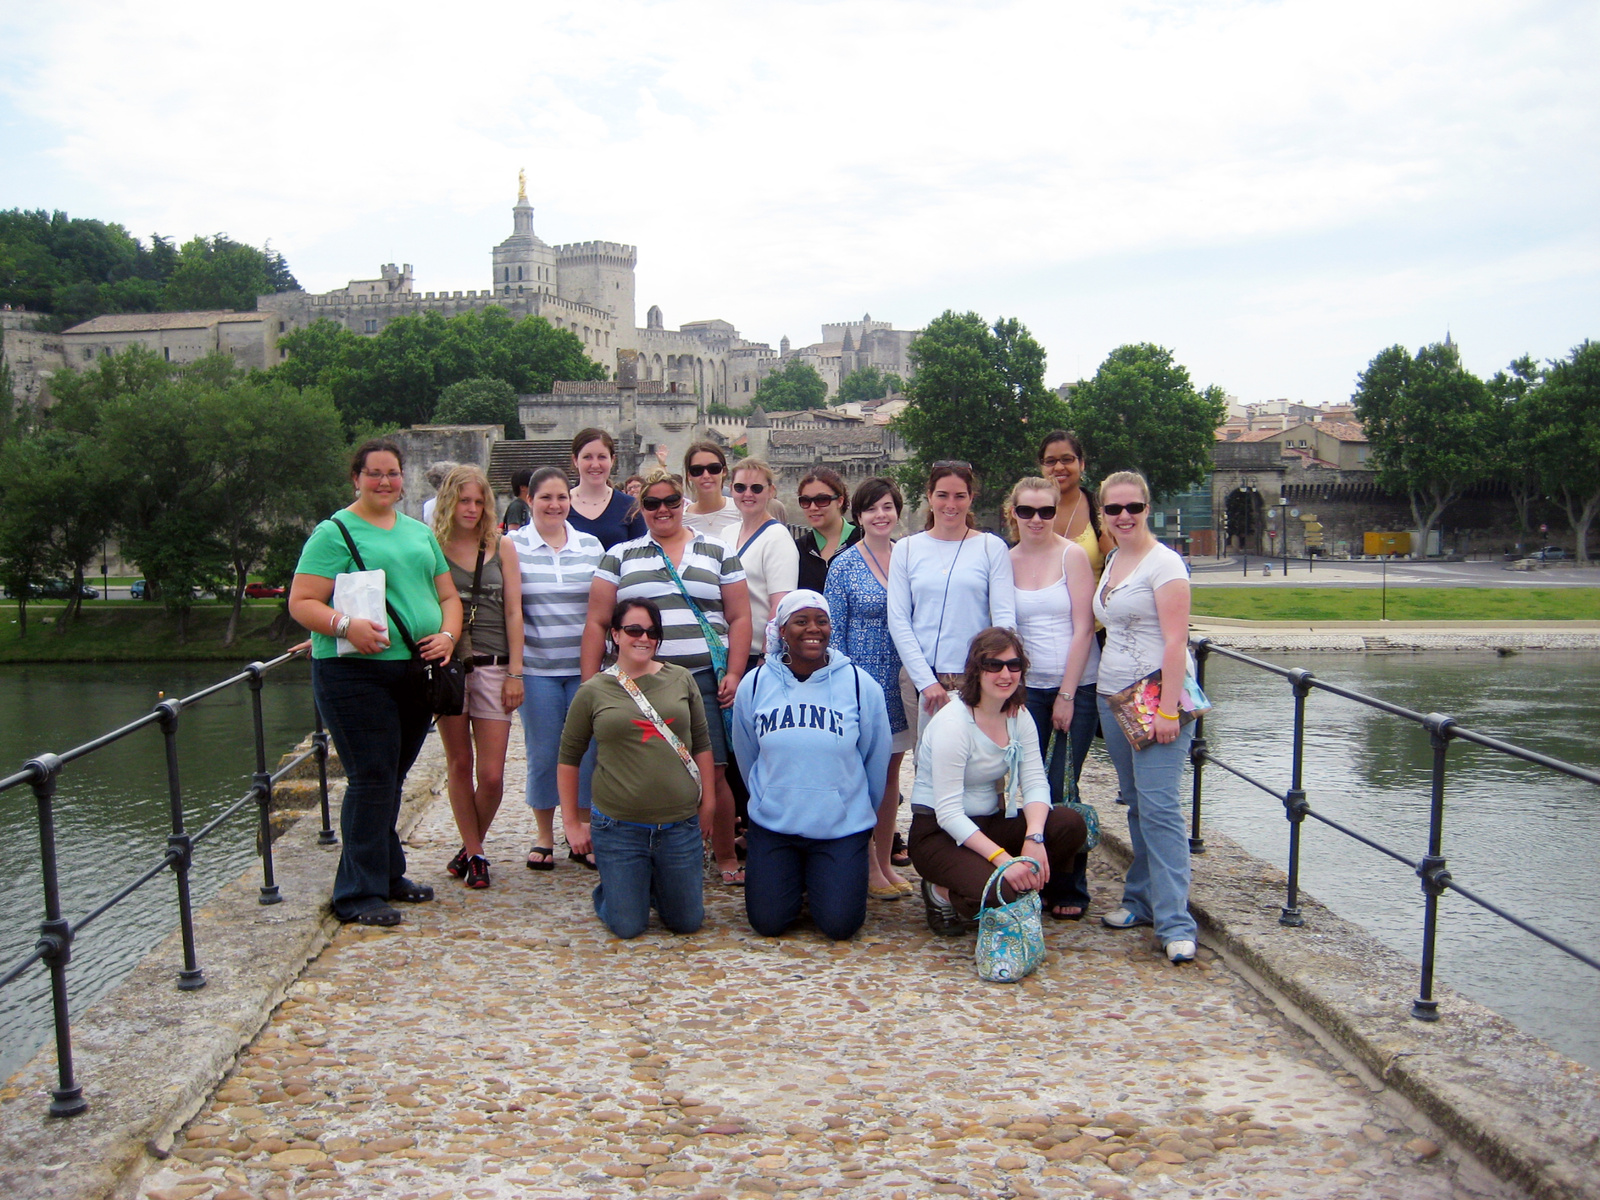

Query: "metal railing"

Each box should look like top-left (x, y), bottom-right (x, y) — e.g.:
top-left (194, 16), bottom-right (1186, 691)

top-left (1186, 636), bottom-right (1600, 1021)
top-left (0, 648), bottom-right (334, 1117)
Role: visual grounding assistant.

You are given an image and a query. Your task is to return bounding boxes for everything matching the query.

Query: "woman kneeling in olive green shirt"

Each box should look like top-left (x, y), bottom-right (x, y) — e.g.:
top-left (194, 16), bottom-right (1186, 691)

top-left (558, 598), bottom-right (714, 938)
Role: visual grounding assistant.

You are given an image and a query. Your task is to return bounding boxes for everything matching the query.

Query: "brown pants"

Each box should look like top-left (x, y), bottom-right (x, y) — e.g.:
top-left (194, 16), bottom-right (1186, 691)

top-left (909, 806), bottom-right (1087, 920)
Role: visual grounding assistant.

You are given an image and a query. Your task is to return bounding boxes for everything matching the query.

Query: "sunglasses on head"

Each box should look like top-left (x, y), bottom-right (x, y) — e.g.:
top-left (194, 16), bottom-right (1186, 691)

top-left (1102, 502), bottom-right (1148, 516)
top-left (640, 492), bottom-right (684, 511)
top-left (1013, 504), bottom-right (1057, 521)
top-left (980, 657), bottom-right (1025, 674)
top-left (615, 624), bottom-right (660, 640)
top-left (687, 461), bottom-right (724, 477)
top-left (732, 481), bottom-right (766, 495)
top-left (797, 492), bottom-right (838, 508)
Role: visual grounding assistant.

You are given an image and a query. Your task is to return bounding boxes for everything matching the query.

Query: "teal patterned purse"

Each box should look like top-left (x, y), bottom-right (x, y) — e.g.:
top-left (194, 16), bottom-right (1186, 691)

top-left (975, 859), bottom-right (1045, 983)
top-left (1046, 729), bottom-right (1101, 851)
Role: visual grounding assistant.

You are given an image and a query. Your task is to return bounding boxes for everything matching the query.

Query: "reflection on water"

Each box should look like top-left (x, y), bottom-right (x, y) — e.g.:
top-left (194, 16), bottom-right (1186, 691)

top-left (0, 661), bottom-right (315, 1080)
top-left (1196, 651), bottom-right (1600, 1068)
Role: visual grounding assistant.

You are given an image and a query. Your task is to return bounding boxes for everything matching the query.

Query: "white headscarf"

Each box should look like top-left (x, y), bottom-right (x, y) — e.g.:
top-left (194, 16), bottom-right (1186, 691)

top-left (764, 589), bottom-right (831, 658)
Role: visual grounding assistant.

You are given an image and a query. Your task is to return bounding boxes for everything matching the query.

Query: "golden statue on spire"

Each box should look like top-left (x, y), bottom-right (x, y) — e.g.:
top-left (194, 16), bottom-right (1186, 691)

top-left (517, 168), bottom-right (527, 203)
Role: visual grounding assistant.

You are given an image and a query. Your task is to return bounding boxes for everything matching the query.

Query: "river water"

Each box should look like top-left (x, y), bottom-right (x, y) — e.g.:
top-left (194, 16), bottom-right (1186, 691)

top-left (1195, 650), bottom-right (1600, 1069)
top-left (0, 661), bottom-right (315, 1080)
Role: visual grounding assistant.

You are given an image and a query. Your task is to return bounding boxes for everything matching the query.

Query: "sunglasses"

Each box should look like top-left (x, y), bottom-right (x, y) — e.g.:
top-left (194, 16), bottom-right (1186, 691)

top-left (1013, 504), bottom-right (1057, 521)
top-left (687, 462), bottom-right (724, 477)
top-left (980, 658), bottom-right (1025, 674)
top-left (1102, 502), bottom-right (1148, 516)
top-left (797, 493), bottom-right (839, 508)
top-left (640, 493), bottom-right (684, 511)
top-left (931, 460), bottom-right (972, 472)
top-left (615, 624), bottom-right (660, 640)
top-left (732, 482), bottom-right (766, 495)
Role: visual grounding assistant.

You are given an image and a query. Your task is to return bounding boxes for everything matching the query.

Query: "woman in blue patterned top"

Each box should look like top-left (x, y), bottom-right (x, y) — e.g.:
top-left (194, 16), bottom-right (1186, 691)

top-left (825, 476), bottom-right (914, 900)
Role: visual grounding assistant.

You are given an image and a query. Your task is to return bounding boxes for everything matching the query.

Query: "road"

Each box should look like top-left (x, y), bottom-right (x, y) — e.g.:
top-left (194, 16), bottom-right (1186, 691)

top-left (1189, 555), bottom-right (1600, 588)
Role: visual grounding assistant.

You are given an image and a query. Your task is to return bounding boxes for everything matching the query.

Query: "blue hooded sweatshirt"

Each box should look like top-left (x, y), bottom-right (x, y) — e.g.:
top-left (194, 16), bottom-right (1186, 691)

top-left (732, 649), bottom-right (891, 840)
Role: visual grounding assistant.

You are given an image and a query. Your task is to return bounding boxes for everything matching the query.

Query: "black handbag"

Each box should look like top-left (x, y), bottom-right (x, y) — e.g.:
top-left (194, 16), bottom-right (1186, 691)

top-left (330, 517), bottom-right (467, 716)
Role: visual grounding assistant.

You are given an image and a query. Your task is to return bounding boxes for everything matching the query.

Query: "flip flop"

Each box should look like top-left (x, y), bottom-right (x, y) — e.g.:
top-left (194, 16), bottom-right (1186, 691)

top-left (720, 867), bottom-right (745, 887)
top-left (1049, 903), bottom-right (1087, 921)
top-left (568, 848), bottom-right (598, 870)
top-left (526, 846), bottom-right (555, 872)
top-left (869, 882), bottom-right (907, 900)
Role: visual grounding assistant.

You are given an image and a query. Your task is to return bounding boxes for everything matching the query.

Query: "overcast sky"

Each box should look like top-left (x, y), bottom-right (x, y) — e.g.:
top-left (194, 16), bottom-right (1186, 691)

top-left (3, 1), bottom-right (1595, 402)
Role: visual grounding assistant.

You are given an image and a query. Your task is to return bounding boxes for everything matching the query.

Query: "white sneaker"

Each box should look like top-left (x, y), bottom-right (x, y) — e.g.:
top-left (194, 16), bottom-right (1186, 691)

top-left (1166, 939), bottom-right (1197, 964)
top-left (1101, 908), bottom-right (1151, 929)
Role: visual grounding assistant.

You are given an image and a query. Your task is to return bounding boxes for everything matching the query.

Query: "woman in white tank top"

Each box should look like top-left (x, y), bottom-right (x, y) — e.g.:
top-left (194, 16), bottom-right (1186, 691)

top-left (1007, 477), bottom-right (1099, 919)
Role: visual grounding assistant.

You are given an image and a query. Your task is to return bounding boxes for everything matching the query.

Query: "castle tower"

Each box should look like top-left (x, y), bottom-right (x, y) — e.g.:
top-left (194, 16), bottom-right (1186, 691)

top-left (554, 239), bottom-right (639, 351)
top-left (491, 171), bottom-right (558, 299)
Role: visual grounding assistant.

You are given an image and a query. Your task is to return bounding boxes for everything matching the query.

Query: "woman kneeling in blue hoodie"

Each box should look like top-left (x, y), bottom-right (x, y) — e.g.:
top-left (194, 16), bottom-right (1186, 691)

top-left (733, 590), bottom-right (891, 940)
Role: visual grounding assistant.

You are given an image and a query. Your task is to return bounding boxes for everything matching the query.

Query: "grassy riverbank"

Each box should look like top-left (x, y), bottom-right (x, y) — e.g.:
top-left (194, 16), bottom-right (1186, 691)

top-left (0, 603), bottom-right (301, 662)
top-left (1189, 587), bottom-right (1600, 622)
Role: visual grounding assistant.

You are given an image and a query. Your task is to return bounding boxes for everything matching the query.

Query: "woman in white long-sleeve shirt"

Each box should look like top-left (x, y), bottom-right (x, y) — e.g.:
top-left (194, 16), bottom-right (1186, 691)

top-left (887, 462), bottom-right (1016, 737)
top-left (907, 627), bottom-right (1087, 934)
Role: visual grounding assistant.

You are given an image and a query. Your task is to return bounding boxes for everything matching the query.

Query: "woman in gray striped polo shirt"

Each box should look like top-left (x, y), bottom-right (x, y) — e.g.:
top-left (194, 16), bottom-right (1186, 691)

top-left (511, 466), bottom-right (606, 871)
top-left (581, 467), bottom-right (752, 886)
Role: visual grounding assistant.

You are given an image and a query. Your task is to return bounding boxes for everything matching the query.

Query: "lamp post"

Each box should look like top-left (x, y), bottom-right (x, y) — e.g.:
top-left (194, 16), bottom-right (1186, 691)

top-left (1279, 497), bottom-right (1289, 576)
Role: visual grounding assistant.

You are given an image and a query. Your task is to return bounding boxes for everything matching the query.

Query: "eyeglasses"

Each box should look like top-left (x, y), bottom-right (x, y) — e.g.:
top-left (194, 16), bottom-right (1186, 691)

top-left (640, 493), bottom-right (684, 511)
top-left (1013, 505), bottom-right (1057, 521)
top-left (360, 470), bottom-right (403, 481)
top-left (687, 462), bottom-right (724, 477)
top-left (1102, 502), bottom-right (1148, 516)
top-left (797, 493), bottom-right (839, 508)
top-left (1041, 454), bottom-right (1079, 468)
top-left (980, 658), bottom-right (1025, 674)
top-left (616, 624), bottom-right (660, 640)
top-left (732, 482), bottom-right (766, 495)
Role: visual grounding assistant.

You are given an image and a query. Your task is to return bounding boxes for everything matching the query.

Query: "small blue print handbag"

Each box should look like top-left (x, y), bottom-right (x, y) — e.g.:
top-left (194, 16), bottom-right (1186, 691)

top-left (975, 859), bottom-right (1045, 983)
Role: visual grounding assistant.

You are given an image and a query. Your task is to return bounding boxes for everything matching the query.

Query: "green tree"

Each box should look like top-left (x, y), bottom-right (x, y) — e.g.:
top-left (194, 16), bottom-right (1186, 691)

top-left (162, 234), bottom-right (298, 312)
top-left (1487, 355), bottom-right (1543, 536)
top-left (755, 358), bottom-right (829, 412)
top-left (1353, 340), bottom-right (1496, 551)
top-left (435, 376), bottom-right (521, 438)
top-left (0, 437), bottom-right (59, 637)
top-left (892, 311), bottom-right (1066, 501)
top-left (1062, 344), bottom-right (1228, 502)
top-left (1526, 341), bottom-right (1600, 565)
top-left (836, 365), bottom-right (904, 405)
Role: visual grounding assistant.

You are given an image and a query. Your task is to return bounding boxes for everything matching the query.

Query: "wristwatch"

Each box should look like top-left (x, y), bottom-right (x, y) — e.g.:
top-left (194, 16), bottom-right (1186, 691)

top-left (1025, 833), bottom-right (1046, 845)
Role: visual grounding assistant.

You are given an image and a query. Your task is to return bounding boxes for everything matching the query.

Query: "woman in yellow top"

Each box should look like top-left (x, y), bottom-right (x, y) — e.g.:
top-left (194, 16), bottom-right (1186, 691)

top-left (1039, 430), bottom-right (1112, 575)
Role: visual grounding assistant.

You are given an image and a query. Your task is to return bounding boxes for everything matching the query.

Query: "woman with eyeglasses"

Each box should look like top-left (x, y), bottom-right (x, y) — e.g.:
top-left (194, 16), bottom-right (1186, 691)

top-left (824, 475), bottom-right (915, 899)
top-left (558, 598), bottom-right (714, 939)
top-left (581, 467), bottom-right (752, 886)
top-left (908, 627), bottom-right (1086, 935)
top-left (288, 438), bottom-right (462, 927)
top-left (733, 590), bottom-right (890, 941)
top-left (887, 461), bottom-right (1016, 738)
top-left (793, 468), bottom-right (861, 593)
top-left (1093, 470), bottom-right (1199, 965)
top-left (1006, 476), bottom-right (1099, 919)
top-left (1038, 430), bottom-right (1111, 571)
top-left (682, 441), bottom-right (741, 546)
top-left (509, 466), bottom-right (605, 872)
top-left (729, 459), bottom-right (798, 668)
top-left (568, 427), bottom-right (646, 550)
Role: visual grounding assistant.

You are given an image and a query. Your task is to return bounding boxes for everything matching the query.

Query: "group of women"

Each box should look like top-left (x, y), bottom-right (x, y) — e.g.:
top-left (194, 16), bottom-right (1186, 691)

top-left (288, 427), bottom-right (1200, 965)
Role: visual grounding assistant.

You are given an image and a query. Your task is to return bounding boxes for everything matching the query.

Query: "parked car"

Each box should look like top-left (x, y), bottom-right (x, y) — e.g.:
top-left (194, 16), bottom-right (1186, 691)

top-left (3, 582), bottom-right (44, 599)
top-left (244, 582), bottom-right (286, 599)
top-left (1537, 546), bottom-right (1567, 561)
top-left (38, 578), bottom-right (99, 600)
top-left (130, 579), bottom-right (148, 600)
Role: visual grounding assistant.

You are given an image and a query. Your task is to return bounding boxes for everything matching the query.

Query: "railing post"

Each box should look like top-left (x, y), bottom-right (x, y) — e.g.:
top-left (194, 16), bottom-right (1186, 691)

top-left (26, 753), bottom-right (88, 1117)
top-left (156, 699), bottom-right (206, 989)
top-left (313, 700), bottom-right (337, 845)
top-left (1188, 638), bottom-right (1210, 854)
top-left (248, 665), bottom-right (283, 905)
top-left (1280, 668), bottom-right (1315, 927)
top-left (1413, 712), bottom-right (1456, 1021)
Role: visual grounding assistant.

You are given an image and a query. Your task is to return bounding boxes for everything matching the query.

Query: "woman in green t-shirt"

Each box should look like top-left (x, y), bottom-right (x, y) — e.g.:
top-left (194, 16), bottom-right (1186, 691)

top-left (289, 438), bottom-right (463, 927)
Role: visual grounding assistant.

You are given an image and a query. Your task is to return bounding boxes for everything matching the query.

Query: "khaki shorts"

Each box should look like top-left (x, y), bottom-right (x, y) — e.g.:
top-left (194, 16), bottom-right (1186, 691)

top-left (464, 663), bottom-right (515, 722)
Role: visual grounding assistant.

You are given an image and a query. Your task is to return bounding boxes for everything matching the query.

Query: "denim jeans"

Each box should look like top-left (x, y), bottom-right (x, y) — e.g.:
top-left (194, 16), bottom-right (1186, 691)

top-left (313, 657), bottom-right (432, 920)
top-left (588, 808), bottom-right (704, 939)
top-left (1097, 694), bottom-right (1196, 942)
top-left (520, 674), bottom-right (594, 811)
top-left (744, 822), bottom-right (871, 941)
top-left (1023, 683), bottom-right (1099, 909)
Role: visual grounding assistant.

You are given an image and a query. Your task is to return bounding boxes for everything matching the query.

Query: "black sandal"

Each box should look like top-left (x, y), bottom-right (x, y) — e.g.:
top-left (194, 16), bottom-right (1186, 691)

top-left (344, 905), bottom-right (402, 927)
top-left (388, 879), bottom-right (435, 903)
top-left (526, 845), bottom-right (555, 871)
top-left (891, 830), bottom-right (911, 868)
top-left (567, 847), bottom-right (597, 870)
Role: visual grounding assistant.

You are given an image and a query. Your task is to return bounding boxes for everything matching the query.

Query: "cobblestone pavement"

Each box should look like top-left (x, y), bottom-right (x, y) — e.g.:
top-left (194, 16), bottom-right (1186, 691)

top-left (138, 735), bottom-right (1517, 1200)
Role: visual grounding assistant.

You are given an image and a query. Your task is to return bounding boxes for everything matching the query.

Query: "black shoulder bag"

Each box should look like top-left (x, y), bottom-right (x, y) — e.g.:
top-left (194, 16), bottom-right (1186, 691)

top-left (331, 517), bottom-right (466, 717)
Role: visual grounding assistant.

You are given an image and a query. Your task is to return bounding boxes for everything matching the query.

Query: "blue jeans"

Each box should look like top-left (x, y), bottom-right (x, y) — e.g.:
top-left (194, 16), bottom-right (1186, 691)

top-left (588, 808), bottom-right (704, 939)
top-left (744, 822), bottom-right (871, 941)
top-left (313, 657), bottom-right (432, 919)
top-left (1024, 683), bottom-right (1099, 909)
top-left (520, 674), bottom-right (594, 812)
top-left (1097, 694), bottom-right (1196, 942)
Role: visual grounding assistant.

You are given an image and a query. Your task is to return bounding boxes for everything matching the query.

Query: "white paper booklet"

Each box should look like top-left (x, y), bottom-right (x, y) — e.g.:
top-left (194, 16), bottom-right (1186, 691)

top-left (332, 568), bottom-right (387, 655)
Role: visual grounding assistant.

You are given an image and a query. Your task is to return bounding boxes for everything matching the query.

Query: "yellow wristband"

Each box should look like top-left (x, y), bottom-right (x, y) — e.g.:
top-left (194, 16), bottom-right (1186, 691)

top-left (1156, 707), bottom-right (1180, 720)
top-left (986, 846), bottom-right (1008, 864)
